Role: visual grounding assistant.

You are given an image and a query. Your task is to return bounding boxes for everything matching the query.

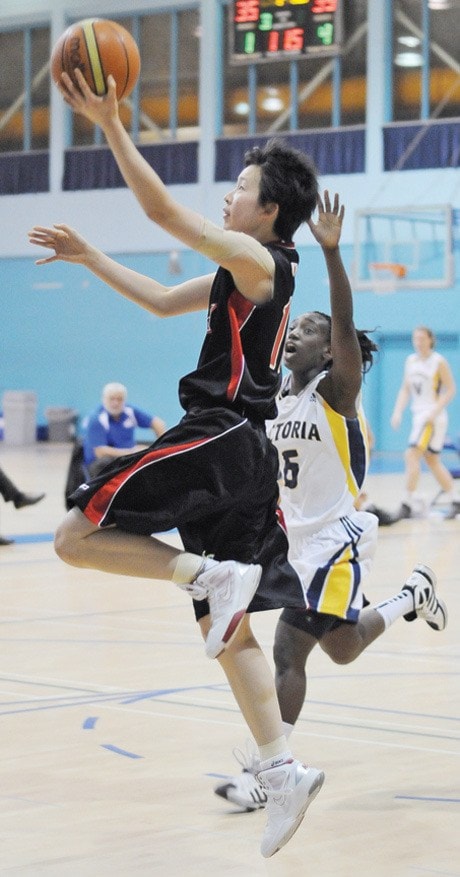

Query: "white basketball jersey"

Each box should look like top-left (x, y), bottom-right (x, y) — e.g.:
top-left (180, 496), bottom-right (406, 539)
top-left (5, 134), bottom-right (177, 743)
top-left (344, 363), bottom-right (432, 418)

top-left (267, 372), bottom-right (370, 536)
top-left (404, 351), bottom-right (444, 414)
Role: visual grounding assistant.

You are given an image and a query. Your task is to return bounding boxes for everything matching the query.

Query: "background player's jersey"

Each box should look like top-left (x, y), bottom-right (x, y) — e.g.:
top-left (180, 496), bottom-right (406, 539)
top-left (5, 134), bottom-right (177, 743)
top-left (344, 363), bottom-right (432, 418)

top-left (268, 372), bottom-right (370, 536)
top-left (179, 242), bottom-right (299, 422)
top-left (404, 351), bottom-right (444, 414)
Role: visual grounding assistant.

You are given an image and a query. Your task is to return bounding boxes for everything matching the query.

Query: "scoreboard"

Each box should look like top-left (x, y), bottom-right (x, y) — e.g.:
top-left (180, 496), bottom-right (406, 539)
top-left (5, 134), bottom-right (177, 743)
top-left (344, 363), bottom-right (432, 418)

top-left (230, 0), bottom-right (342, 64)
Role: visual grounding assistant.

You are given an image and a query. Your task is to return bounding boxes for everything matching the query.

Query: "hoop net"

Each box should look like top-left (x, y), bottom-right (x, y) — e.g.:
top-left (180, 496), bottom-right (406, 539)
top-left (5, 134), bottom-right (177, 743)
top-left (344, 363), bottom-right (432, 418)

top-left (369, 261), bottom-right (408, 295)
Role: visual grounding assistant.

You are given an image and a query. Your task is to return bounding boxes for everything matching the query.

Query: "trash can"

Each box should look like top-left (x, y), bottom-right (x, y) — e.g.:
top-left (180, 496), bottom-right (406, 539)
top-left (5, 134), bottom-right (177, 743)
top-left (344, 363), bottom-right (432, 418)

top-left (2, 390), bottom-right (38, 445)
top-left (45, 407), bottom-right (78, 442)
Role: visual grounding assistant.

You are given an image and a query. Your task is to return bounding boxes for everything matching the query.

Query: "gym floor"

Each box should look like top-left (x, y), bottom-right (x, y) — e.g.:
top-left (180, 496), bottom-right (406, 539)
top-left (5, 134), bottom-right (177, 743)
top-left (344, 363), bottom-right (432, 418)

top-left (1, 442), bottom-right (459, 876)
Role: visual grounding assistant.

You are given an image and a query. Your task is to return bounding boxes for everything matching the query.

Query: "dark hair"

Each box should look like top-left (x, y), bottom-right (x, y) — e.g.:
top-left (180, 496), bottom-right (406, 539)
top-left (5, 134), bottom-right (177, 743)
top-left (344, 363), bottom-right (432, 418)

top-left (244, 138), bottom-right (318, 242)
top-left (313, 311), bottom-right (378, 373)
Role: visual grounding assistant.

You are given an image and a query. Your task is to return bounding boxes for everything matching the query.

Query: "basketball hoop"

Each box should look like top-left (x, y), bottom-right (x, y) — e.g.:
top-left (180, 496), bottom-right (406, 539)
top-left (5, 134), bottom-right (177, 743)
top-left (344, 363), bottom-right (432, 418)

top-left (369, 261), bottom-right (408, 295)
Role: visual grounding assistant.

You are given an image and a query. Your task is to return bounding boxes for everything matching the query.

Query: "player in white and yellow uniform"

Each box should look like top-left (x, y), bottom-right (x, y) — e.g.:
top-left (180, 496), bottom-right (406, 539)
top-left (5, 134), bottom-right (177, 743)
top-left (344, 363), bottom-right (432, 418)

top-left (391, 326), bottom-right (457, 518)
top-left (269, 368), bottom-right (375, 621)
top-left (215, 192), bottom-right (447, 813)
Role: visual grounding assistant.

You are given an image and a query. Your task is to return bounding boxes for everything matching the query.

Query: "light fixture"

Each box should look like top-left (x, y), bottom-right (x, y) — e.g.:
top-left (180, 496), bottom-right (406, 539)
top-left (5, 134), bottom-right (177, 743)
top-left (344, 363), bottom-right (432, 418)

top-left (394, 51), bottom-right (424, 68)
top-left (261, 96), bottom-right (284, 112)
top-left (260, 87), bottom-right (285, 113)
top-left (234, 101), bottom-right (250, 116)
top-left (428, 1), bottom-right (452, 9)
top-left (397, 35), bottom-right (421, 48)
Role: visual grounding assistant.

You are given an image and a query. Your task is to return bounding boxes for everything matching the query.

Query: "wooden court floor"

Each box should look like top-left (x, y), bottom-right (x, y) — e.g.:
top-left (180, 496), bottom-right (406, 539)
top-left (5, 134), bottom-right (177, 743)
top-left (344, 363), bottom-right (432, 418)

top-left (0, 442), bottom-right (459, 877)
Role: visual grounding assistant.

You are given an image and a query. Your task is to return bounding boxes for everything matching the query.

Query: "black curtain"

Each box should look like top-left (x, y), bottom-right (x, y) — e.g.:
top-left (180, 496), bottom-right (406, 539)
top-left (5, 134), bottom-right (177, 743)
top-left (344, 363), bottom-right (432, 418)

top-left (0, 151), bottom-right (49, 195)
top-left (215, 127), bottom-right (366, 181)
top-left (63, 141), bottom-right (198, 190)
top-left (384, 120), bottom-right (460, 171)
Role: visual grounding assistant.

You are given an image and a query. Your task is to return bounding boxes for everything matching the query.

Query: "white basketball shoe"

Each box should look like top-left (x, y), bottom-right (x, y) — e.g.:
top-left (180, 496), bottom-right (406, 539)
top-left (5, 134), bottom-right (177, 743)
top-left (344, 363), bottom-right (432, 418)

top-left (257, 759), bottom-right (325, 858)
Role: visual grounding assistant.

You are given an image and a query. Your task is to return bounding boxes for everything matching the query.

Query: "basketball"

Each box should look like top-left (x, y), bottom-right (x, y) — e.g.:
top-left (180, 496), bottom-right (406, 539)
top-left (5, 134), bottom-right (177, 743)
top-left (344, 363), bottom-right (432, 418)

top-left (50, 18), bottom-right (140, 101)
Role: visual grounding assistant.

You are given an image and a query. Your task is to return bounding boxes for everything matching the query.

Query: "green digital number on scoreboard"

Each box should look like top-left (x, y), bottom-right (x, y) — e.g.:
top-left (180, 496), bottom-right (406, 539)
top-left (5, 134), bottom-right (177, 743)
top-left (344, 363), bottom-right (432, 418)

top-left (230, 0), bottom-right (342, 64)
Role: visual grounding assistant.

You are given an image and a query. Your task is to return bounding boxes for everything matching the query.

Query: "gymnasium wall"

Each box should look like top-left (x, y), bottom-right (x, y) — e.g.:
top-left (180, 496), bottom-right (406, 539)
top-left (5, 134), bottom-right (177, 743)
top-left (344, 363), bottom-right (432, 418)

top-left (3, 230), bottom-right (460, 452)
top-left (0, 1), bottom-right (459, 452)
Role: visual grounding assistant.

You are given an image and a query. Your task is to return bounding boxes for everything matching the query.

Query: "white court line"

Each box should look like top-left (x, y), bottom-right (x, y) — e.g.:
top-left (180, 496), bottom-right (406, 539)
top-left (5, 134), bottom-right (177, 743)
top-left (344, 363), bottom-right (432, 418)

top-left (91, 701), bottom-right (460, 757)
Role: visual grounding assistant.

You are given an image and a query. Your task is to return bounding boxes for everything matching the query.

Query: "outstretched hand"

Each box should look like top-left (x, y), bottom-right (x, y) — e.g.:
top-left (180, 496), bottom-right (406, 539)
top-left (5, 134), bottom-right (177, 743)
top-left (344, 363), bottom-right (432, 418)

top-left (28, 223), bottom-right (92, 265)
top-left (308, 190), bottom-right (344, 250)
top-left (57, 68), bottom-right (119, 129)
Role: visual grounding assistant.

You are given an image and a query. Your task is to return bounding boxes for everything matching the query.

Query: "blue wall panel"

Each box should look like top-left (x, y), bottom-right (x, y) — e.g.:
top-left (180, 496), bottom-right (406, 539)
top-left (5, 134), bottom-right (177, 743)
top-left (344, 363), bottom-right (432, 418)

top-left (2, 242), bottom-right (459, 451)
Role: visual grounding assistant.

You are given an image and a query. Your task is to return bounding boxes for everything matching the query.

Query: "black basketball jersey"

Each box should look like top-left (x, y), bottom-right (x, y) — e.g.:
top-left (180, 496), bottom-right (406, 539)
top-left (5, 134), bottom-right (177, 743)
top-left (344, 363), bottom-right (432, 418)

top-left (179, 242), bottom-right (299, 422)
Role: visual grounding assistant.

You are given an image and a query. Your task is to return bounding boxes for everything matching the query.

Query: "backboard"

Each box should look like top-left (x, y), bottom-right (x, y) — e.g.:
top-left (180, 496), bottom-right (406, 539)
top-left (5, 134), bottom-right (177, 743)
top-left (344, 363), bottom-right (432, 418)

top-left (352, 204), bottom-right (454, 292)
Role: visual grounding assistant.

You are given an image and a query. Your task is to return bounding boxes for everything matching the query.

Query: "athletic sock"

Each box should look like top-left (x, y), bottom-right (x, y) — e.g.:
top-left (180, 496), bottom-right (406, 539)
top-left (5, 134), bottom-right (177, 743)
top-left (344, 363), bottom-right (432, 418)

top-left (171, 552), bottom-right (215, 585)
top-left (259, 735), bottom-right (290, 770)
top-left (282, 721), bottom-right (295, 739)
top-left (374, 591), bottom-right (413, 628)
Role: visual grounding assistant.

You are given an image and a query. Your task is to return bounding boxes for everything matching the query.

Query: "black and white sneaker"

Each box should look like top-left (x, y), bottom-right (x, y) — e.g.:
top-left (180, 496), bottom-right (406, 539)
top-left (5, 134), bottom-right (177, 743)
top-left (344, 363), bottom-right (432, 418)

top-left (365, 504), bottom-right (399, 526)
top-left (444, 500), bottom-right (460, 521)
top-left (402, 564), bottom-right (447, 630)
top-left (214, 742), bottom-right (267, 811)
top-left (215, 770), bottom-right (268, 811)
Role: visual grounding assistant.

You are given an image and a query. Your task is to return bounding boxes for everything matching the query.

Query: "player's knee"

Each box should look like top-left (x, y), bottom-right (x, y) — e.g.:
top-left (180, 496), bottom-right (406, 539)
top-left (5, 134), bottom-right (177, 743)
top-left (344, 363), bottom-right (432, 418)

top-left (54, 520), bottom-right (82, 567)
top-left (324, 641), bottom-right (360, 664)
top-left (273, 633), bottom-right (302, 676)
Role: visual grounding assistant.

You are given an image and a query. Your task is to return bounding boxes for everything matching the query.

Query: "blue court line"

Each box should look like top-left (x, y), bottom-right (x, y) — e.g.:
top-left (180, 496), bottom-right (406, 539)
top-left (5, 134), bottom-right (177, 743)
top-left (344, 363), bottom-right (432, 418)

top-left (304, 697), bottom-right (460, 724)
top-left (146, 696), bottom-right (460, 744)
top-left (0, 683), bottom-right (225, 716)
top-left (1, 529), bottom-right (178, 546)
top-left (207, 777), bottom-right (460, 804)
top-left (84, 717), bottom-right (145, 759)
top-left (100, 743), bottom-right (143, 759)
top-left (2, 683), bottom-right (459, 729)
top-left (395, 795), bottom-right (460, 803)
top-left (3, 532), bottom-right (54, 544)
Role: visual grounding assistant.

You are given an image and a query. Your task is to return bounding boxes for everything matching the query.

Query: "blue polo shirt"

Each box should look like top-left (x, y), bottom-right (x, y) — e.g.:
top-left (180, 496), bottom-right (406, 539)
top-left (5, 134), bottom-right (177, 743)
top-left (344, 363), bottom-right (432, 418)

top-left (83, 404), bottom-right (154, 465)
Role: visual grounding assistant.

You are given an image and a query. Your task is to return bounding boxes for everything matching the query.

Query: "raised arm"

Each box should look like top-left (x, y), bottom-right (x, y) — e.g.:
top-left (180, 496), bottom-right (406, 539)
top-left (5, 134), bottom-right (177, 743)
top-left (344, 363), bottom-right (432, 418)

top-left (308, 192), bottom-right (363, 416)
top-left (54, 71), bottom-right (275, 304)
top-left (27, 223), bottom-right (213, 316)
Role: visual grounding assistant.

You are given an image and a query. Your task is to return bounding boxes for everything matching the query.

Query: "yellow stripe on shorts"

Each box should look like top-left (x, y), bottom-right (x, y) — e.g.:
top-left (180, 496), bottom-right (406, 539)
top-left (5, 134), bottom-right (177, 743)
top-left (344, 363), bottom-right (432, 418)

top-left (82, 20), bottom-right (106, 96)
top-left (318, 543), bottom-right (354, 618)
top-left (417, 420), bottom-right (433, 452)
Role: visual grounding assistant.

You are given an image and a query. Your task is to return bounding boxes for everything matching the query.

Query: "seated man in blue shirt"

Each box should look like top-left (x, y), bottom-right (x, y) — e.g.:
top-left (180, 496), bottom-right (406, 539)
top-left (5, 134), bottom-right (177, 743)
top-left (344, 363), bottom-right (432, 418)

top-left (83, 382), bottom-right (166, 476)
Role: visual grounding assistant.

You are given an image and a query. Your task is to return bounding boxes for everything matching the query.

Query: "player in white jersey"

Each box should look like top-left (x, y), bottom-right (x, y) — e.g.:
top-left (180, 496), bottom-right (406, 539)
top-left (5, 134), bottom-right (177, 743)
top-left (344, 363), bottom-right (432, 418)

top-left (215, 192), bottom-right (448, 812)
top-left (391, 326), bottom-right (458, 519)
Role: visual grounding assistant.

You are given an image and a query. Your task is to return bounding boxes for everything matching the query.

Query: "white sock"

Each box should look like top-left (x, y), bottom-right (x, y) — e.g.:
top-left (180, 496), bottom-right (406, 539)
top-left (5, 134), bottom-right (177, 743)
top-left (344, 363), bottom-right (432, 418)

top-left (259, 735), bottom-right (291, 770)
top-left (171, 552), bottom-right (216, 584)
top-left (282, 721), bottom-right (294, 739)
top-left (374, 590), bottom-right (413, 628)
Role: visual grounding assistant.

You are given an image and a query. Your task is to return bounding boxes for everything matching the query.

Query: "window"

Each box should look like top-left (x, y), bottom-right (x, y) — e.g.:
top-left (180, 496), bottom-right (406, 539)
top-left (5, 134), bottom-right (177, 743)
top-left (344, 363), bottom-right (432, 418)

top-left (393, 0), bottom-right (460, 121)
top-left (0, 25), bottom-right (50, 153)
top-left (69, 10), bottom-right (200, 147)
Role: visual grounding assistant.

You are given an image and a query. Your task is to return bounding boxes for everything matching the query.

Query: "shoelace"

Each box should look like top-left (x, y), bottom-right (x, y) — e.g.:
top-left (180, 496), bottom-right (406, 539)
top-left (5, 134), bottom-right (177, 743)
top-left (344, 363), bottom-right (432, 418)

top-left (232, 741), bottom-right (298, 801)
top-left (232, 739), bottom-right (261, 775)
top-left (176, 579), bottom-right (208, 600)
top-left (256, 769), bottom-right (293, 803)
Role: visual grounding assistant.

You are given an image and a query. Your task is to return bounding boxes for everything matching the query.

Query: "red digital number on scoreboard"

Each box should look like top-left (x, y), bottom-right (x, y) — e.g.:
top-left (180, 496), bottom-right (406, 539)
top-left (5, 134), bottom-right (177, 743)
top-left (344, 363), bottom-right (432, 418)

top-left (311, 0), bottom-right (338, 13)
top-left (267, 27), bottom-right (305, 53)
top-left (283, 27), bottom-right (304, 51)
top-left (235, 0), bottom-right (260, 23)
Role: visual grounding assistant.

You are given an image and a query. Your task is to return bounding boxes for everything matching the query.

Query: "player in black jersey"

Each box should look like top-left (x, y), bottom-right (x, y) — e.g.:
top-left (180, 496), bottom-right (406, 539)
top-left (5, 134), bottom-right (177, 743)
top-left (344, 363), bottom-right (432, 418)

top-left (29, 70), bottom-right (322, 857)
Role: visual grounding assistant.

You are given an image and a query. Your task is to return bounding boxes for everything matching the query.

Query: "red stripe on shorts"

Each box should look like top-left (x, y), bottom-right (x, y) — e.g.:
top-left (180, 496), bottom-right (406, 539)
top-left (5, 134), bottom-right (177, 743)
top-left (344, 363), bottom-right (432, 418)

top-left (84, 436), bottom-right (211, 526)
